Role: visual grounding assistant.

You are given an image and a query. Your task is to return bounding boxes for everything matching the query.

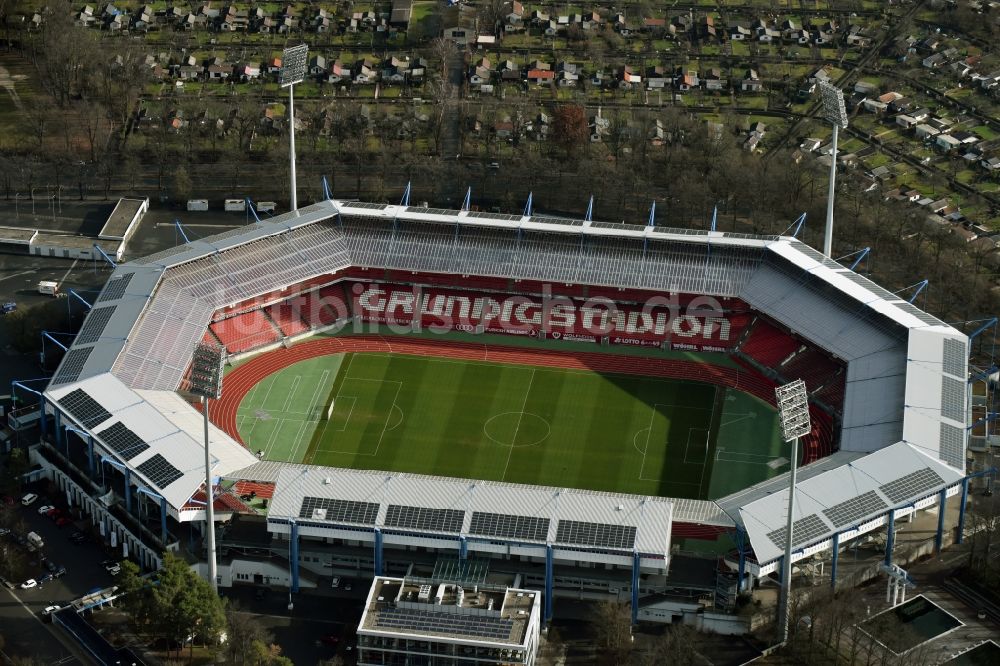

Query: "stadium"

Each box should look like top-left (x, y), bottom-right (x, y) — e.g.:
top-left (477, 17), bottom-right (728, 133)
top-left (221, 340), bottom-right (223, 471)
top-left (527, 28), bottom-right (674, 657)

top-left (33, 198), bottom-right (972, 626)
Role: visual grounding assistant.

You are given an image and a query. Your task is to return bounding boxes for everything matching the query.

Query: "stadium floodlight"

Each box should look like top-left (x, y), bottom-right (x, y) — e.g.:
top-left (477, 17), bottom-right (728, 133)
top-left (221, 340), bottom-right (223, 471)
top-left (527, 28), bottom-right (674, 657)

top-left (280, 44), bottom-right (309, 212)
top-left (774, 379), bottom-right (811, 646)
top-left (819, 81), bottom-right (848, 258)
top-left (190, 342), bottom-right (226, 594)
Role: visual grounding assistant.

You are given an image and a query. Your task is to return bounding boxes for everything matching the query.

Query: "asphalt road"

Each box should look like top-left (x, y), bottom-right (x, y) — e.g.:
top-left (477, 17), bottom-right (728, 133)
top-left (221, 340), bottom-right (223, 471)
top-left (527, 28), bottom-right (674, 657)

top-left (1, 486), bottom-right (123, 664)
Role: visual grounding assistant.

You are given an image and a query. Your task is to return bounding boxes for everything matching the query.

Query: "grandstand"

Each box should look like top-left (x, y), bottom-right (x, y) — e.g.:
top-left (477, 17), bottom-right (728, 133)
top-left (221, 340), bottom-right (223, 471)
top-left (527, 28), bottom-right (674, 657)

top-left (36, 198), bottom-right (971, 624)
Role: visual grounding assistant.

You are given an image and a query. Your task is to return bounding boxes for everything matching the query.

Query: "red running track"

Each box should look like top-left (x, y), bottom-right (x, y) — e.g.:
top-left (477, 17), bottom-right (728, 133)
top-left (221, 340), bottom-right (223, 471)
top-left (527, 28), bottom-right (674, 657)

top-left (212, 335), bottom-right (832, 463)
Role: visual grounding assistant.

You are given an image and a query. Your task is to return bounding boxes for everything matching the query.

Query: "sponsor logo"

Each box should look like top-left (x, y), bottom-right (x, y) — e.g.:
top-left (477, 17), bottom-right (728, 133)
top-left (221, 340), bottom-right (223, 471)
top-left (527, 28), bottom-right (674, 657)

top-left (355, 285), bottom-right (743, 347)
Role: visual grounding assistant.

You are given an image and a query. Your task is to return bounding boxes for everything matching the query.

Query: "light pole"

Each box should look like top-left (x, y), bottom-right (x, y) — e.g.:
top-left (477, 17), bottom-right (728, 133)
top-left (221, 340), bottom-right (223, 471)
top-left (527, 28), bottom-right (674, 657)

top-left (189, 342), bottom-right (226, 593)
top-left (280, 44), bottom-right (308, 212)
top-left (774, 379), bottom-right (812, 646)
top-left (819, 80), bottom-right (848, 257)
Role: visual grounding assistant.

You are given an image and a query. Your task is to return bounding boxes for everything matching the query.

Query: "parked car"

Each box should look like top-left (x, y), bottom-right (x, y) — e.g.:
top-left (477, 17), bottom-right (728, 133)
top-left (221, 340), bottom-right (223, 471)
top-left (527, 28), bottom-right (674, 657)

top-left (20, 579), bottom-right (37, 589)
top-left (38, 573), bottom-right (53, 584)
top-left (53, 566), bottom-right (67, 578)
top-left (319, 634), bottom-right (340, 647)
top-left (37, 504), bottom-right (55, 515)
top-left (69, 531), bottom-right (87, 544)
top-left (103, 560), bottom-right (121, 575)
top-left (331, 576), bottom-right (340, 588)
top-left (20, 493), bottom-right (38, 506)
top-left (55, 516), bottom-right (71, 528)
top-left (1, 495), bottom-right (14, 505)
top-left (0, 527), bottom-right (10, 537)
top-left (46, 508), bottom-right (62, 520)
top-left (41, 604), bottom-right (61, 620)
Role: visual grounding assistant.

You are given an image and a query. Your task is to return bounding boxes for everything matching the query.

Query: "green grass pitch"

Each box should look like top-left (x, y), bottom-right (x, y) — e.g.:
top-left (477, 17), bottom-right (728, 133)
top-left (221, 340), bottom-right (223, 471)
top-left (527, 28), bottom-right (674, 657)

top-left (235, 351), bottom-right (786, 500)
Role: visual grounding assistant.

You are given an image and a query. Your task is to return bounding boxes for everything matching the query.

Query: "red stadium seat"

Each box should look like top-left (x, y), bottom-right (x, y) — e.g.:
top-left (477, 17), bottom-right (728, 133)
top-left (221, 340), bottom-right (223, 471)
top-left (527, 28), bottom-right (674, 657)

top-left (209, 310), bottom-right (280, 354)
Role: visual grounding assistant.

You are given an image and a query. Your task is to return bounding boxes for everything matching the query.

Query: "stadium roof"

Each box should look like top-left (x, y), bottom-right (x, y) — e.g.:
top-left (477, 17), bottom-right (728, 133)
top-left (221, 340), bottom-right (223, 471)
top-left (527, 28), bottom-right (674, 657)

top-left (733, 442), bottom-right (964, 564)
top-left (43, 199), bottom-right (969, 551)
top-left (266, 465), bottom-right (673, 556)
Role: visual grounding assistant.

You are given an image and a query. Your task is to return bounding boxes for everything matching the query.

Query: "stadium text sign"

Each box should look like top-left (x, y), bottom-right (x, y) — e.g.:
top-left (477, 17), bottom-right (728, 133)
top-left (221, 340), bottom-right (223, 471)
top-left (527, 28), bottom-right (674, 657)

top-left (353, 285), bottom-right (749, 351)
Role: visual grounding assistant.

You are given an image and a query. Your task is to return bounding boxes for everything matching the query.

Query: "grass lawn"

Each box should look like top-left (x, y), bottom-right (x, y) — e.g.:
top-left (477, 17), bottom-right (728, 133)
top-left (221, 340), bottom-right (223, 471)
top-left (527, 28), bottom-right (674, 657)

top-left (973, 124), bottom-right (999, 140)
top-left (234, 348), bottom-right (784, 500)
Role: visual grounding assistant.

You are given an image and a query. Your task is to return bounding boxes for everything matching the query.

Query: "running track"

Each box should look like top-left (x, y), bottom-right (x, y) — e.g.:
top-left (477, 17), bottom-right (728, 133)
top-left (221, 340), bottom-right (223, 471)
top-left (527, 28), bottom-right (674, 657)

top-left (211, 335), bottom-right (833, 465)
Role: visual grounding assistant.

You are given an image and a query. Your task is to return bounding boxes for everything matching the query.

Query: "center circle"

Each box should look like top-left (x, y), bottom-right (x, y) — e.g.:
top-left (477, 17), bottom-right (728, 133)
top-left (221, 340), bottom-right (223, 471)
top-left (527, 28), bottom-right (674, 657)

top-left (483, 412), bottom-right (551, 448)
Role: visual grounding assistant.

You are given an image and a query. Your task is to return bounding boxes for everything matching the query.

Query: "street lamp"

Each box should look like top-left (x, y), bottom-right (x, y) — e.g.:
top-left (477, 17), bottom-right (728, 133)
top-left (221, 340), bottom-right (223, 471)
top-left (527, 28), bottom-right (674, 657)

top-left (280, 44), bottom-right (308, 211)
top-left (189, 342), bottom-right (226, 593)
top-left (774, 379), bottom-right (811, 646)
top-left (819, 80), bottom-right (848, 257)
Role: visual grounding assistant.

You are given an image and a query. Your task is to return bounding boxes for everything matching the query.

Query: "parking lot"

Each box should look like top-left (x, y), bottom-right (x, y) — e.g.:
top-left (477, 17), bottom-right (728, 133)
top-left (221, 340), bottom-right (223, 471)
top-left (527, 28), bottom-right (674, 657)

top-left (0, 485), bottom-right (126, 663)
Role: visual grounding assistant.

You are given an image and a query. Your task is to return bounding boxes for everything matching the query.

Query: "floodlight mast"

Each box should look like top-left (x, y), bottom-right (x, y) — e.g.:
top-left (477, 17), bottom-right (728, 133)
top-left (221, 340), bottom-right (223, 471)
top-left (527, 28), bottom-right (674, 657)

top-left (190, 343), bottom-right (226, 594)
top-left (280, 45), bottom-right (309, 212)
top-left (819, 81), bottom-right (849, 257)
top-left (774, 379), bottom-right (811, 646)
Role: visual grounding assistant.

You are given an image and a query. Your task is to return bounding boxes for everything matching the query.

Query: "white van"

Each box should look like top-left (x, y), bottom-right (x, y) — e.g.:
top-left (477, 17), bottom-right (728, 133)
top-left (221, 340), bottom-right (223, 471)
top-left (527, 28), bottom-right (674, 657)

top-left (37, 281), bottom-right (59, 296)
top-left (187, 199), bottom-right (209, 212)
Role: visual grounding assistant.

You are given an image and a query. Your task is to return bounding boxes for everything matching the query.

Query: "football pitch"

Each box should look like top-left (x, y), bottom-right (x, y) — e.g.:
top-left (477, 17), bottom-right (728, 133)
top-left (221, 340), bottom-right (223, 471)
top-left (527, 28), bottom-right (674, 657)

top-left (234, 352), bottom-right (786, 500)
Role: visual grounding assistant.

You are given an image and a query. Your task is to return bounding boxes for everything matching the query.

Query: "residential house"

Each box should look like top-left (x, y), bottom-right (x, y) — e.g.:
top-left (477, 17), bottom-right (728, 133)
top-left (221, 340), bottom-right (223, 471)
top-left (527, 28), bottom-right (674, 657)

top-left (845, 25), bottom-right (870, 47)
top-left (309, 55), bottom-right (327, 76)
top-left (800, 138), bottom-right (822, 152)
top-left (936, 134), bottom-right (963, 151)
top-left (328, 60), bottom-right (349, 83)
top-left (556, 62), bottom-right (578, 87)
top-left (951, 130), bottom-right (979, 145)
top-left (729, 23), bottom-right (750, 40)
top-left (703, 68), bottom-right (725, 91)
top-left (353, 58), bottom-right (377, 84)
top-left (674, 69), bottom-right (698, 91)
top-left (266, 57), bottom-right (282, 75)
top-left (896, 115), bottom-right (917, 129)
top-left (981, 155), bottom-right (1000, 170)
top-left (390, 0), bottom-right (412, 28)
top-left (909, 108), bottom-right (931, 123)
top-left (237, 64), bottom-right (260, 81)
top-left (645, 65), bottom-right (669, 90)
top-left (741, 69), bottom-right (762, 92)
top-left (619, 65), bottom-right (641, 89)
top-left (469, 57), bottom-right (492, 87)
top-left (207, 62), bottom-right (230, 80)
top-left (950, 60), bottom-right (973, 78)
top-left (923, 53), bottom-right (947, 68)
top-left (862, 99), bottom-right (888, 114)
top-left (527, 68), bottom-right (555, 84)
top-left (643, 17), bottom-right (667, 36)
top-left (476, 35), bottom-right (497, 48)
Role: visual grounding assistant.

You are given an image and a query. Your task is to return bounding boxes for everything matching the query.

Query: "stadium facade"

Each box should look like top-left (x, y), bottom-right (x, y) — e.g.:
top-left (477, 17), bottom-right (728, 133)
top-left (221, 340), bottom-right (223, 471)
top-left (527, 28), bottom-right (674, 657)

top-left (30, 199), bottom-right (973, 624)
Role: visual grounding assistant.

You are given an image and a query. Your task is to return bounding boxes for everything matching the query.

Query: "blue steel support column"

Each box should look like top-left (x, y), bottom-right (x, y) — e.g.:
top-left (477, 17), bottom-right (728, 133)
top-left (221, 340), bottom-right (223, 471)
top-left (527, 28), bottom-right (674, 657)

top-left (87, 435), bottom-right (95, 475)
top-left (373, 528), bottom-right (383, 576)
top-left (957, 478), bottom-right (970, 545)
top-left (935, 488), bottom-right (947, 554)
top-left (160, 497), bottom-right (168, 544)
top-left (736, 527), bottom-right (747, 593)
top-left (459, 535), bottom-right (468, 560)
top-left (54, 411), bottom-right (62, 449)
top-left (290, 521), bottom-right (300, 593)
top-left (884, 511), bottom-right (895, 567)
top-left (124, 468), bottom-right (132, 514)
top-left (39, 395), bottom-right (47, 440)
top-left (544, 545), bottom-right (554, 623)
top-left (830, 533), bottom-right (840, 590)
top-left (631, 550), bottom-right (640, 625)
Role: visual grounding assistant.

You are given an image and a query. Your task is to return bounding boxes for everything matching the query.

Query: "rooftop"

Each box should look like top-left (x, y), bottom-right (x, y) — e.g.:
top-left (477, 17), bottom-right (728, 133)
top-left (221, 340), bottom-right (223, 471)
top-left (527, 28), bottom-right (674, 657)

top-left (360, 577), bottom-right (538, 647)
top-left (99, 198), bottom-right (147, 239)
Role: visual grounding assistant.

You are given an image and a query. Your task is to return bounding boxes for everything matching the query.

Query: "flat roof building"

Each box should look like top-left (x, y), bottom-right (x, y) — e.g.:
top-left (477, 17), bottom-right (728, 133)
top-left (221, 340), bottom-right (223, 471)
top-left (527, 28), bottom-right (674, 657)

top-left (358, 576), bottom-right (541, 666)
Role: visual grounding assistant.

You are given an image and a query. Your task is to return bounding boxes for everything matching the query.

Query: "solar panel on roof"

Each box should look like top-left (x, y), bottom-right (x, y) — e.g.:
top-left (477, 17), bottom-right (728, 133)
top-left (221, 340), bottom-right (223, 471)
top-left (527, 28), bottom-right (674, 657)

top-left (469, 512), bottom-right (550, 542)
top-left (298, 497), bottom-right (379, 524)
top-left (342, 201), bottom-right (389, 210)
top-left (375, 607), bottom-right (515, 641)
top-left (942, 338), bottom-right (966, 378)
top-left (822, 491), bottom-right (887, 529)
top-left (767, 513), bottom-right (828, 549)
top-left (555, 520), bottom-right (636, 549)
top-left (135, 454), bottom-right (183, 489)
top-left (98, 273), bottom-right (134, 302)
top-left (879, 467), bottom-right (944, 504)
top-left (941, 376), bottom-right (965, 422)
top-left (529, 216), bottom-right (584, 227)
top-left (384, 505), bottom-right (465, 533)
top-left (591, 221), bottom-right (646, 232)
top-left (96, 422), bottom-right (151, 461)
top-left (839, 271), bottom-right (900, 302)
top-left (894, 300), bottom-right (945, 326)
top-left (404, 206), bottom-right (456, 216)
top-left (50, 347), bottom-right (95, 386)
top-left (466, 211), bottom-right (522, 221)
top-left (57, 388), bottom-right (112, 428)
top-left (75, 306), bottom-right (118, 345)
top-left (939, 423), bottom-right (965, 470)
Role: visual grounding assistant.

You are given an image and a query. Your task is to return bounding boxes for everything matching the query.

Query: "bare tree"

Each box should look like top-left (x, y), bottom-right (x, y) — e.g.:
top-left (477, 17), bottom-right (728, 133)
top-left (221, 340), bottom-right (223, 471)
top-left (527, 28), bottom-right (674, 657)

top-left (588, 600), bottom-right (632, 665)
